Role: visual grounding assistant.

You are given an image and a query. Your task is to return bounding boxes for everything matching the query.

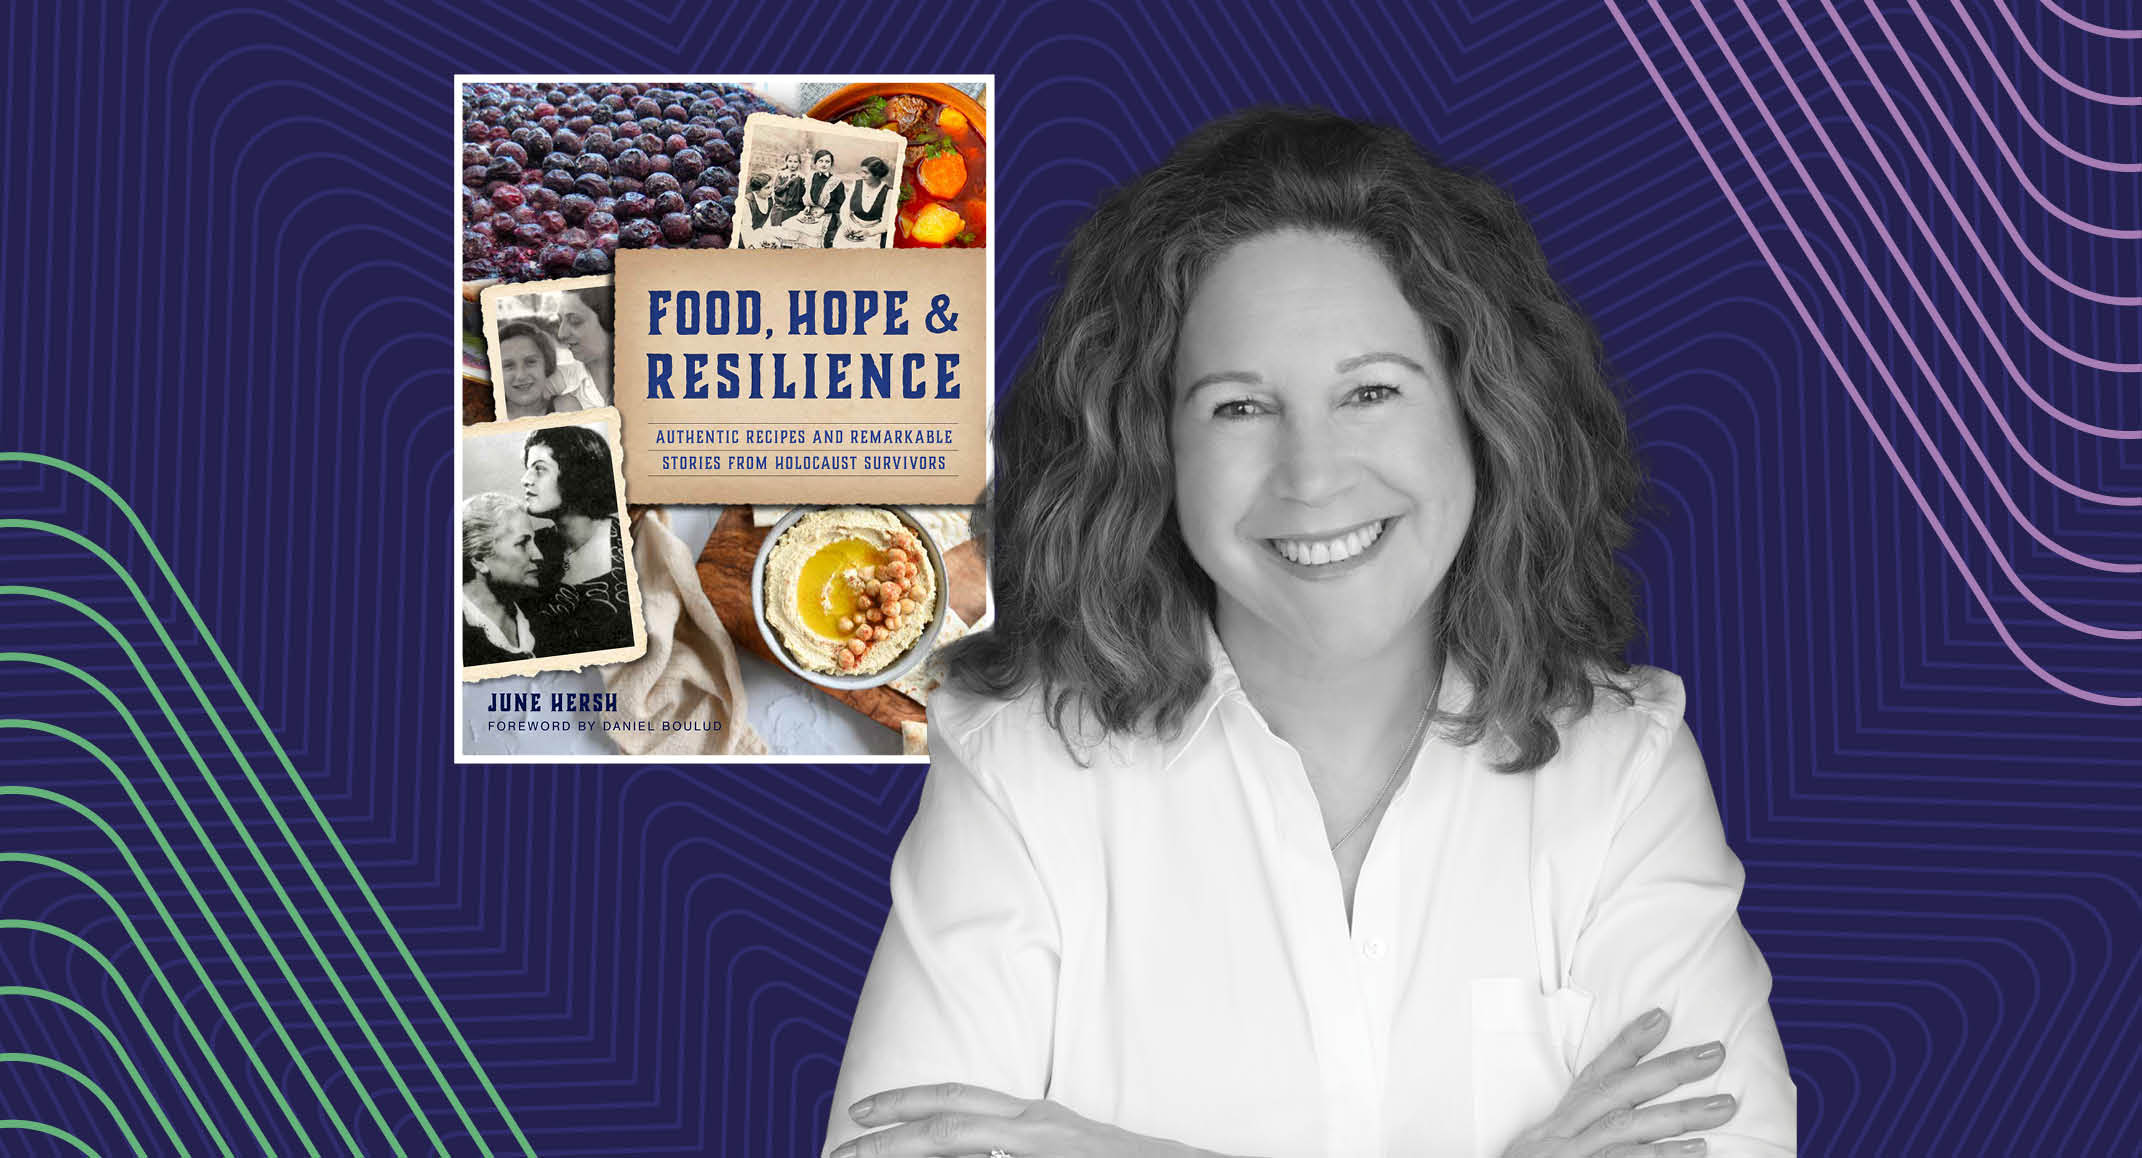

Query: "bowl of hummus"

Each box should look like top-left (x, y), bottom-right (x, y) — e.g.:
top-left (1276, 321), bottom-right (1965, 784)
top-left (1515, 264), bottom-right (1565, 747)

top-left (753, 505), bottom-right (947, 690)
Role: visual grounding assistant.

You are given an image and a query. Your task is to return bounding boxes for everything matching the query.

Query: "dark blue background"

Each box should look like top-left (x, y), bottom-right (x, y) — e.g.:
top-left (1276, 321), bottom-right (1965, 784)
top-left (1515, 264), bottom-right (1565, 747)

top-left (3, 1), bottom-right (2138, 1154)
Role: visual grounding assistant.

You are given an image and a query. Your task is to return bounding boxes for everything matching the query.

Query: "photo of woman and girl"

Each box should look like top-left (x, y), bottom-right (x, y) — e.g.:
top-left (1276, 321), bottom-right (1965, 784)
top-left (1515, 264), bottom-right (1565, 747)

top-left (487, 283), bottom-right (615, 419)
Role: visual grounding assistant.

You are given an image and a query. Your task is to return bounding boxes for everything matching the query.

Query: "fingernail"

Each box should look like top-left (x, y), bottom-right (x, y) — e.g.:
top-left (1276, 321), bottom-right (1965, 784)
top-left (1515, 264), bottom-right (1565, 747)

top-left (1677, 1141), bottom-right (1708, 1155)
top-left (1640, 1007), bottom-right (1666, 1029)
top-left (847, 1098), bottom-right (873, 1123)
top-left (831, 1145), bottom-right (857, 1158)
top-left (1706, 1094), bottom-right (1737, 1111)
top-left (1694, 1042), bottom-right (1724, 1061)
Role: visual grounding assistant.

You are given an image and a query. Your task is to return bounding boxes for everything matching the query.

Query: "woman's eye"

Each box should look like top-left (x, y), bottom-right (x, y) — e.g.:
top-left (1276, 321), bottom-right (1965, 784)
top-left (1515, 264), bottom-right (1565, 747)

top-left (1349, 383), bottom-right (1401, 405)
top-left (1212, 399), bottom-right (1267, 419)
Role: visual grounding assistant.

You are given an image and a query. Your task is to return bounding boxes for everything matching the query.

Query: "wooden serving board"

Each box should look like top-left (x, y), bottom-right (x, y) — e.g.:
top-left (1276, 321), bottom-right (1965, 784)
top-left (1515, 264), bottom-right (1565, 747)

top-left (696, 507), bottom-right (989, 731)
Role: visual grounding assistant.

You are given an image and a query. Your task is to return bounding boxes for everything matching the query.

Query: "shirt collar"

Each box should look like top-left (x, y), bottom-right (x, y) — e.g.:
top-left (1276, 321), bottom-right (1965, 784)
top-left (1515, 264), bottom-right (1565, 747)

top-left (1159, 620), bottom-right (1242, 770)
top-left (460, 590), bottom-right (534, 656)
top-left (1155, 620), bottom-right (1467, 771)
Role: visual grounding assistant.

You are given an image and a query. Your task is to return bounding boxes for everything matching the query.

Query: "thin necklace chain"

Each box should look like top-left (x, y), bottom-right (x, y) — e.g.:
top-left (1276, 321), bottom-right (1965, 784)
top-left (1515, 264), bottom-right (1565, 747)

top-left (1328, 664), bottom-right (1444, 851)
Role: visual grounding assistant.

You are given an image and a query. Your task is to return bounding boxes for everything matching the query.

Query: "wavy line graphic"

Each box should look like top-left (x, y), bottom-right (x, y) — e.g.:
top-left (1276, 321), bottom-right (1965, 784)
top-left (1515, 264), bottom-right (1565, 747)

top-left (2039, 0), bottom-right (2142, 40)
top-left (1791, 0), bottom-right (2142, 439)
top-left (1608, 1), bottom-right (2140, 706)
top-left (1990, 0), bottom-right (2142, 104)
top-left (0, 452), bottom-right (536, 1154)
top-left (1913, 0), bottom-right (2142, 165)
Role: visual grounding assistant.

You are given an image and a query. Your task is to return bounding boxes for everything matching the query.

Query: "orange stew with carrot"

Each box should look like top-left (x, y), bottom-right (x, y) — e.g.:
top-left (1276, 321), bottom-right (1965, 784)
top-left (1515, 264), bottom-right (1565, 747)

top-left (841, 94), bottom-right (987, 248)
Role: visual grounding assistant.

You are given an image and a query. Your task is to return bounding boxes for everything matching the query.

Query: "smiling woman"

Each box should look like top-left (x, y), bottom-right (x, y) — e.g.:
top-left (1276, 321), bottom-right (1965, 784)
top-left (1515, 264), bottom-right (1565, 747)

top-left (1172, 231), bottom-right (1477, 691)
top-left (553, 286), bottom-right (614, 407)
top-left (825, 109), bottom-right (1795, 1158)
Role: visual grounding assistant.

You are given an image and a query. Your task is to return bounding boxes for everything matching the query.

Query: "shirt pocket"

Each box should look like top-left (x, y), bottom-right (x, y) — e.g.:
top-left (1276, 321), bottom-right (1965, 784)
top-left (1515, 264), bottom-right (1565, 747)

top-left (1469, 977), bottom-right (1594, 1156)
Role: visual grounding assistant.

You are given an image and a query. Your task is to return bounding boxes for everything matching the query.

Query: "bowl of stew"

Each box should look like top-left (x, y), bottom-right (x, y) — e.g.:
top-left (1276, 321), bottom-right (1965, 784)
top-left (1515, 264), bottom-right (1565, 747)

top-left (809, 83), bottom-right (987, 249)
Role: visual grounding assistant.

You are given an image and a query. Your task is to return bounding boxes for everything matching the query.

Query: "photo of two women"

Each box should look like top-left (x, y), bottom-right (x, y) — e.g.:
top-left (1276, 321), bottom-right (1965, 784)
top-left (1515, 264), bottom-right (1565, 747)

top-left (459, 414), bottom-right (641, 678)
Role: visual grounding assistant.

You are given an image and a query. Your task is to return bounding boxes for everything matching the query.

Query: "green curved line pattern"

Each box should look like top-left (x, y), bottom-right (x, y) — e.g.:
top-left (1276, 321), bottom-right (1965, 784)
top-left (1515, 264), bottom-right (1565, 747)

top-left (0, 1119), bottom-right (106, 1158)
top-left (3, 510), bottom-right (463, 1153)
top-left (0, 451), bottom-right (536, 1154)
top-left (0, 672), bottom-right (401, 1155)
top-left (0, 845), bottom-right (315, 1157)
top-left (0, 598), bottom-right (423, 1154)
top-left (3, 583), bottom-right (374, 1155)
top-left (0, 985), bottom-right (204, 1155)
top-left (0, 1053), bottom-right (149, 1158)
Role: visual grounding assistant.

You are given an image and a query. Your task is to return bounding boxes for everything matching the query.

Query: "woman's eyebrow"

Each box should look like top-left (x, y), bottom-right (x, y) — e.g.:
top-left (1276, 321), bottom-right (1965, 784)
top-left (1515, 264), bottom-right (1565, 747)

top-left (1181, 370), bottom-right (1263, 399)
top-left (1335, 351), bottom-right (1427, 375)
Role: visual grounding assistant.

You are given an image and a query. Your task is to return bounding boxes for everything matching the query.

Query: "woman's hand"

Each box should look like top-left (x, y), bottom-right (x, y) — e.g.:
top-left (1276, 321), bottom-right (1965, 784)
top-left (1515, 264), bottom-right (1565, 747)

top-left (833, 1082), bottom-right (1227, 1158)
top-left (1501, 1009), bottom-right (1738, 1158)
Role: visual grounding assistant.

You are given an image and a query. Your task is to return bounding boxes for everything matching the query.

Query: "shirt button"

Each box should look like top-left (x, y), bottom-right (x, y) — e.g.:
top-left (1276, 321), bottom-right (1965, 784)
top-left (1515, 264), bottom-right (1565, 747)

top-left (1361, 938), bottom-right (1387, 961)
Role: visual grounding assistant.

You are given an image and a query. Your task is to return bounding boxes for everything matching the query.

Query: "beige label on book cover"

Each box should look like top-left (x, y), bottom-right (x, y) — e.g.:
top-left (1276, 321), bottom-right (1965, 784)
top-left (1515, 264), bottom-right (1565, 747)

top-left (614, 248), bottom-right (987, 505)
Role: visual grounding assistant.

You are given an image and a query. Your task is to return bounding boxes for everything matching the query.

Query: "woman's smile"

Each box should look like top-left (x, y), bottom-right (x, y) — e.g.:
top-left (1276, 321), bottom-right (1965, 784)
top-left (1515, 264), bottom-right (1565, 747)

top-left (1260, 515), bottom-right (1396, 576)
top-left (1171, 229), bottom-right (1475, 657)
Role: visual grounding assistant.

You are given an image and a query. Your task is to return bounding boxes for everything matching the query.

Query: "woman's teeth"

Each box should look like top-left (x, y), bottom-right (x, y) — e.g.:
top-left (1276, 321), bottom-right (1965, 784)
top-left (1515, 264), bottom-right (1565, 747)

top-left (1271, 520), bottom-right (1386, 566)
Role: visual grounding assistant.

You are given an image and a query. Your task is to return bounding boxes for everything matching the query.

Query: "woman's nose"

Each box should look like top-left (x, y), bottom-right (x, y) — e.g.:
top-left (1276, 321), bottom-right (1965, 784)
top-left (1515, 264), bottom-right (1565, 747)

top-left (1272, 414), bottom-right (1354, 505)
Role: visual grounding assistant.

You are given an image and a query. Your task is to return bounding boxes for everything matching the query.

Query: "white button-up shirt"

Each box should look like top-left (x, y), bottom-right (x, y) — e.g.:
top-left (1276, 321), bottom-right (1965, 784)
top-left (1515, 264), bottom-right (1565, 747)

top-left (827, 641), bottom-right (1795, 1156)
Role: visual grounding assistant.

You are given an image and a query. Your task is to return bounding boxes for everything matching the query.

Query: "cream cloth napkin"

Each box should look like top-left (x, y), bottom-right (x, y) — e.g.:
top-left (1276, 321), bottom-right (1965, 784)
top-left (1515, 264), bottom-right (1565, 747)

top-left (601, 508), bottom-right (766, 756)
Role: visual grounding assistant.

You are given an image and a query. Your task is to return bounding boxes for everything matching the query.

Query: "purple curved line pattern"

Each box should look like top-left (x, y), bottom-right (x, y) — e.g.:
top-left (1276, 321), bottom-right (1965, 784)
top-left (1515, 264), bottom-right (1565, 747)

top-left (1692, 0), bottom-right (2142, 578)
top-left (1991, 0), bottom-right (2142, 104)
top-left (1896, 0), bottom-right (2141, 172)
top-left (1806, 6), bottom-right (2142, 425)
top-left (1724, 0), bottom-right (2142, 520)
top-left (2039, 0), bottom-right (2142, 39)
top-left (1852, 1), bottom-right (2142, 369)
top-left (1777, 3), bottom-right (2142, 449)
top-left (1611, 0), bottom-right (2142, 707)
top-left (1807, 0), bottom-right (2142, 312)
top-left (1853, 3), bottom-right (2142, 240)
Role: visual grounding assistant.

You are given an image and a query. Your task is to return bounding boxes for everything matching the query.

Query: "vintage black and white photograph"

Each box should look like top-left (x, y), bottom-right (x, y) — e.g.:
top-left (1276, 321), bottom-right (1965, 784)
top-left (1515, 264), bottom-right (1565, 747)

top-left (459, 408), bottom-right (645, 681)
top-left (732, 112), bottom-right (904, 250)
top-left (480, 275), bottom-right (617, 419)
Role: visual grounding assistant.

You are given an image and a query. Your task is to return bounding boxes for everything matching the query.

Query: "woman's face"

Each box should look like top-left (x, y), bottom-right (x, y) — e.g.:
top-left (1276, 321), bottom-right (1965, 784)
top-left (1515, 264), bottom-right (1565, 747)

top-left (780, 153), bottom-right (801, 174)
top-left (499, 335), bottom-right (551, 406)
top-left (478, 511), bottom-right (543, 593)
top-left (813, 153), bottom-right (834, 175)
top-left (521, 445), bottom-right (565, 518)
top-left (1170, 230), bottom-right (1475, 662)
top-left (555, 297), bottom-right (609, 366)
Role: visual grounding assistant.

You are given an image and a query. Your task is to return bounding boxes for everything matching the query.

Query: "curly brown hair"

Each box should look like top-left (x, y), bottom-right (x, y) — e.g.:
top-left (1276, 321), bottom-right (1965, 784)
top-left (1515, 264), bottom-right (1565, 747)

top-left (946, 107), bottom-right (1645, 773)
